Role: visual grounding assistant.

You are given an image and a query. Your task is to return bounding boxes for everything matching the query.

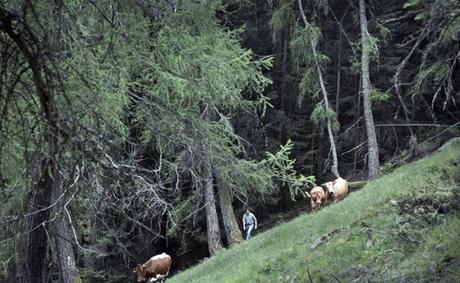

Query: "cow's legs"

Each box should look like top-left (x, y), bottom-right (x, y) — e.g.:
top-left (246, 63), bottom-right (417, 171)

top-left (148, 270), bottom-right (170, 282)
top-left (156, 274), bottom-right (166, 280)
top-left (149, 274), bottom-right (168, 283)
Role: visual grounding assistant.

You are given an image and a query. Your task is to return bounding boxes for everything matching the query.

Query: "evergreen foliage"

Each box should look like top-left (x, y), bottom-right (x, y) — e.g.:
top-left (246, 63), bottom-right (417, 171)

top-left (0, 0), bottom-right (459, 281)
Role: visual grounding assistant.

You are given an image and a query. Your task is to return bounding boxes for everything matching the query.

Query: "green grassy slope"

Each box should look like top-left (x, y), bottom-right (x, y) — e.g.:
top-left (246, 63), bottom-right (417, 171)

top-left (169, 140), bottom-right (460, 283)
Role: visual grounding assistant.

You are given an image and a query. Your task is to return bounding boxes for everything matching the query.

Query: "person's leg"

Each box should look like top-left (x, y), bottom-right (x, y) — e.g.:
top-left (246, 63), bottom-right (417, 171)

top-left (246, 224), bottom-right (254, 240)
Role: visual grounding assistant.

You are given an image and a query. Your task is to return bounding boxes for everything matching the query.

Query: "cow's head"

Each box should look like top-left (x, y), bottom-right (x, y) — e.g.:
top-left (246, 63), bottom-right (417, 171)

top-left (133, 264), bottom-right (147, 282)
top-left (322, 181), bottom-right (336, 198)
top-left (313, 194), bottom-right (322, 205)
top-left (310, 191), bottom-right (323, 206)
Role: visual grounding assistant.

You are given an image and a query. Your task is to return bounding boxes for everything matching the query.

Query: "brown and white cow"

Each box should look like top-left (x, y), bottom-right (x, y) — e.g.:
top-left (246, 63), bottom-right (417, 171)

top-left (308, 186), bottom-right (329, 211)
top-left (133, 253), bottom-right (172, 282)
top-left (323, 177), bottom-right (348, 203)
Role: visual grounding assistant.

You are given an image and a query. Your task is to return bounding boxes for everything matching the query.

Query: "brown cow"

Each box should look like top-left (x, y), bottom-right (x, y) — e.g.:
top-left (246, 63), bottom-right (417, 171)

top-left (308, 186), bottom-right (329, 211)
top-left (323, 177), bottom-right (348, 203)
top-left (133, 253), bottom-right (172, 282)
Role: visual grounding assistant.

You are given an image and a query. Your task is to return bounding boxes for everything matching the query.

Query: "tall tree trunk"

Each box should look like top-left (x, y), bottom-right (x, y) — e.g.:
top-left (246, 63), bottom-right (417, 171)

top-left (51, 214), bottom-right (79, 283)
top-left (336, 26), bottom-right (342, 116)
top-left (298, 0), bottom-right (339, 177)
top-left (50, 166), bottom-right (80, 283)
top-left (203, 163), bottom-right (223, 255)
top-left (50, 1), bottom-right (80, 282)
top-left (359, 0), bottom-right (380, 180)
top-left (22, 124), bottom-right (61, 283)
top-left (22, 156), bottom-right (54, 283)
top-left (217, 185), bottom-right (243, 246)
top-left (279, 36), bottom-right (293, 209)
top-left (202, 107), bottom-right (222, 256)
top-left (330, 6), bottom-right (349, 117)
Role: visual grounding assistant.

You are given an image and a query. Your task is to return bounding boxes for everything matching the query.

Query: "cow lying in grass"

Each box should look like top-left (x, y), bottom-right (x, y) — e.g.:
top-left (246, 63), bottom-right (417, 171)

top-left (133, 253), bottom-right (172, 282)
top-left (323, 177), bottom-right (348, 203)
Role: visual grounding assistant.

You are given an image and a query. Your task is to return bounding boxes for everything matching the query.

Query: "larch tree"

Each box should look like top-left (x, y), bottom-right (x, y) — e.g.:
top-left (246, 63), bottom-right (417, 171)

top-left (0, 5), bottom-right (67, 282)
top-left (124, 1), bottom-right (274, 255)
top-left (0, 1), bottom-right (132, 281)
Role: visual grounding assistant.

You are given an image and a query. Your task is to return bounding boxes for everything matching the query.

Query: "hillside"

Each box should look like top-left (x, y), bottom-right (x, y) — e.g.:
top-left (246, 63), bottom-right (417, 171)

top-left (169, 140), bottom-right (460, 283)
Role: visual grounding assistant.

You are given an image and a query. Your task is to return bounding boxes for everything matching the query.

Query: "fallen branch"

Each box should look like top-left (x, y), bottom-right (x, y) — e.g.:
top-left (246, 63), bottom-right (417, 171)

top-left (331, 273), bottom-right (342, 283)
top-left (310, 226), bottom-right (350, 250)
top-left (348, 181), bottom-right (368, 191)
top-left (362, 123), bottom-right (451, 128)
top-left (307, 268), bottom-right (314, 283)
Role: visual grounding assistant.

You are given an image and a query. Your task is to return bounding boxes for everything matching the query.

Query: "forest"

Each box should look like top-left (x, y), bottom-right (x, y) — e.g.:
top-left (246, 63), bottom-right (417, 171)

top-left (0, 0), bottom-right (459, 282)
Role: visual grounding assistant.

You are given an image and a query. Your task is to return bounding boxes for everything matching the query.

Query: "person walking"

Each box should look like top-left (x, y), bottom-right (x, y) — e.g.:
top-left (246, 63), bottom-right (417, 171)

top-left (242, 208), bottom-right (257, 240)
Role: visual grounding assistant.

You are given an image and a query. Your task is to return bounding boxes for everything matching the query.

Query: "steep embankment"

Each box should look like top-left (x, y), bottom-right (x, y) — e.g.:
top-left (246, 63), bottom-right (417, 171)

top-left (169, 140), bottom-right (460, 283)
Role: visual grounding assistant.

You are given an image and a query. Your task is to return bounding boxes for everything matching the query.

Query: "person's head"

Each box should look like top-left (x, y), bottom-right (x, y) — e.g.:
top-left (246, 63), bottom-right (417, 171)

top-left (246, 208), bottom-right (250, 214)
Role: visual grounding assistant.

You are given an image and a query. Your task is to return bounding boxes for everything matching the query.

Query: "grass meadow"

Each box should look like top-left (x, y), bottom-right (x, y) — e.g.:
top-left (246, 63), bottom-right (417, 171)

top-left (169, 140), bottom-right (460, 283)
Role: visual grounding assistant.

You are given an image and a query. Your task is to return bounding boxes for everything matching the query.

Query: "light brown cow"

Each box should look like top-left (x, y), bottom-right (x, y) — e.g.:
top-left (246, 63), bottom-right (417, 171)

top-left (308, 186), bottom-right (329, 211)
top-left (133, 253), bottom-right (172, 282)
top-left (323, 177), bottom-right (348, 203)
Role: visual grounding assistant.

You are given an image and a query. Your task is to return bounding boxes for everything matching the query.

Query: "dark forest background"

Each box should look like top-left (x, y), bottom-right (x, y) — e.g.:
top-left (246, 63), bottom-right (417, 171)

top-left (0, 0), bottom-right (459, 282)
